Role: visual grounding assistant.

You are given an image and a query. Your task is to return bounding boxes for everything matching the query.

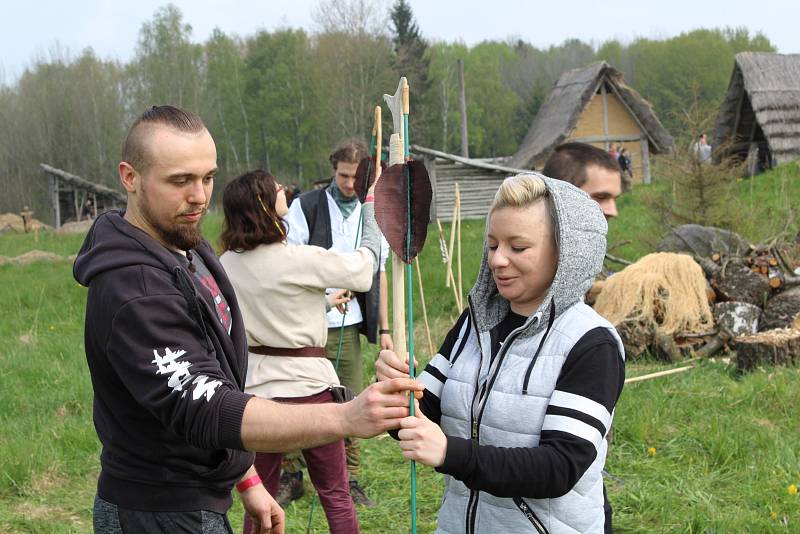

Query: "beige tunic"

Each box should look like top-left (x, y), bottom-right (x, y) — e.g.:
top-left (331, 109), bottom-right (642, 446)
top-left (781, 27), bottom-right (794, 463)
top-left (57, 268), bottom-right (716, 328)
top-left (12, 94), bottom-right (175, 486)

top-left (220, 242), bottom-right (373, 399)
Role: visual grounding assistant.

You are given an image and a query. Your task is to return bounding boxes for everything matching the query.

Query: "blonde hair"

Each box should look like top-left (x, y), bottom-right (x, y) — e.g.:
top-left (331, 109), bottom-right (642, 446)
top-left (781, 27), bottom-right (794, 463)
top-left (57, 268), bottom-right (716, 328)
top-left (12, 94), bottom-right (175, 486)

top-left (490, 174), bottom-right (557, 236)
top-left (490, 174), bottom-right (548, 212)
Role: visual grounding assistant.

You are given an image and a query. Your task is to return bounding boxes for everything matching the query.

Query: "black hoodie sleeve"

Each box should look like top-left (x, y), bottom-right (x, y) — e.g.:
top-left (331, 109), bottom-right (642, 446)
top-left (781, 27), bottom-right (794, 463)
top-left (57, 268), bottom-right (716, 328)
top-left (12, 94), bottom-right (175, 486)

top-left (436, 327), bottom-right (624, 499)
top-left (105, 292), bottom-right (252, 451)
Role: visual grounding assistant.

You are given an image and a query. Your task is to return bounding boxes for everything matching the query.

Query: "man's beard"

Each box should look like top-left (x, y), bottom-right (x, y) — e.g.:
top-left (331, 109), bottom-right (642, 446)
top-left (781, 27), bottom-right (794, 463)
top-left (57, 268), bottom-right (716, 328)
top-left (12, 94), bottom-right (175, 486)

top-left (139, 190), bottom-right (205, 251)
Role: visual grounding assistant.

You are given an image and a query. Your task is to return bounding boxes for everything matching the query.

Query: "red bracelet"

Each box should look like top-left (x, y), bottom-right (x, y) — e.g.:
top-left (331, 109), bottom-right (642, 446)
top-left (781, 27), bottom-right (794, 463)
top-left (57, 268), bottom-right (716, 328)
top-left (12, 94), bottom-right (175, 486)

top-left (365, 194), bottom-right (375, 203)
top-left (236, 474), bottom-right (262, 493)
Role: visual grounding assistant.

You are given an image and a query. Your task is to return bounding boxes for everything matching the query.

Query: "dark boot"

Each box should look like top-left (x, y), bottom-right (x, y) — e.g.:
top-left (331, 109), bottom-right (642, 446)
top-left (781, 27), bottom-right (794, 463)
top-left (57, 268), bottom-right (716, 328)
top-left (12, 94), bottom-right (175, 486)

top-left (276, 471), bottom-right (304, 507)
top-left (349, 479), bottom-right (375, 508)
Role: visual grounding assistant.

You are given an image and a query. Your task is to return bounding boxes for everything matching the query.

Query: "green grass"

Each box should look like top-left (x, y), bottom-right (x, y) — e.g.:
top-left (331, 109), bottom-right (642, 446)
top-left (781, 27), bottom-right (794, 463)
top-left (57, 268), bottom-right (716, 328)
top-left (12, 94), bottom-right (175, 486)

top-left (2, 167), bottom-right (800, 532)
top-left (607, 161), bottom-right (800, 263)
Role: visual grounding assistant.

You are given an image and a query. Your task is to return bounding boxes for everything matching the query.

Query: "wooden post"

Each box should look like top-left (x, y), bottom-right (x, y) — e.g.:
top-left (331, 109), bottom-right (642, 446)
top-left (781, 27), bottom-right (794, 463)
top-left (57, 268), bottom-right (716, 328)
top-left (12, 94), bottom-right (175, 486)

top-left (437, 218), bottom-right (461, 309)
top-left (51, 175), bottom-right (61, 229)
top-left (424, 155), bottom-right (437, 221)
top-left (383, 80), bottom-right (409, 359)
top-left (641, 139), bottom-right (651, 185)
top-left (72, 188), bottom-right (80, 223)
top-left (389, 133), bottom-right (407, 360)
top-left (458, 59), bottom-right (469, 158)
top-left (446, 195), bottom-right (458, 288)
top-left (374, 105), bottom-right (382, 178)
top-left (415, 258), bottom-right (435, 357)
top-left (601, 82), bottom-right (609, 150)
top-left (455, 183), bottom-right (463, 308)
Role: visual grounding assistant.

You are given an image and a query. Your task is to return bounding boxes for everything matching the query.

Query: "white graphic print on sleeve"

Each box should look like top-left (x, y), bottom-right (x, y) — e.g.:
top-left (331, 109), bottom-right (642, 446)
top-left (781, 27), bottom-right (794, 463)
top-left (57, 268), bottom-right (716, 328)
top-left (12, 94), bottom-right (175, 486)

top-left (152, 347), bottom-right (222, 401)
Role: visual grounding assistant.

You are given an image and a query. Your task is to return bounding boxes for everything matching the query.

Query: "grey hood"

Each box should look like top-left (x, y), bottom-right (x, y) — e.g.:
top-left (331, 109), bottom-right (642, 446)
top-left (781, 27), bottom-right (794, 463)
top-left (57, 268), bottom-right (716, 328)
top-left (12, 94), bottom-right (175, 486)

top-left (468, 173), bottom-right (607, 336)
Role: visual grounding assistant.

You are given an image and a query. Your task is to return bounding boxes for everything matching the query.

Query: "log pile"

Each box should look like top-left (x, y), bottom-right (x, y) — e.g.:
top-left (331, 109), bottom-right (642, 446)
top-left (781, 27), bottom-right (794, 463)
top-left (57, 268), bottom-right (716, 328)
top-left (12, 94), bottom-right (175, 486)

top-left (651, 224), bottom-right (800, 370)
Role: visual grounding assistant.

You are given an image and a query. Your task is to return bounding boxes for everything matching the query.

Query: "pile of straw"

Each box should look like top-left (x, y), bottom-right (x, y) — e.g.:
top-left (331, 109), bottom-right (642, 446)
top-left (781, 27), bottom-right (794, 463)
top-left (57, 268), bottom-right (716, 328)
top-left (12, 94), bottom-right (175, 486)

top-left (595, 252), bottom-right (714, 337)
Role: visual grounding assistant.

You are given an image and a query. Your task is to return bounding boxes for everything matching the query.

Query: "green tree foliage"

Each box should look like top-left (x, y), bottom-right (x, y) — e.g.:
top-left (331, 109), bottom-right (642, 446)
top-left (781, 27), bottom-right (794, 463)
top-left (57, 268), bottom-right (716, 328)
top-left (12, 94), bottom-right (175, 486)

top-left (596, 28), bottom-right (775, 132)
top-left (464, 42), bottom-right (522, 157)
top-left (244, 29), bottom-right (325, 181)
top-left (205, 29), bottom-right (251, 172)
top-left (129, 4), bottom-right (203, 111)
top-left (0, 0), bottom-right (779, 221)
top-left (390, 0), bottom-right (431, 142)
top-left (643, 97), bottom-right (743, 230)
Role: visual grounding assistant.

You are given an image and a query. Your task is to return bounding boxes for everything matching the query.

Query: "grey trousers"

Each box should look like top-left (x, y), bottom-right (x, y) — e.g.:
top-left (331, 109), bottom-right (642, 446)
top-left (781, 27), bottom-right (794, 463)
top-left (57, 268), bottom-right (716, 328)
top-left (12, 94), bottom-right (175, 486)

top-left (93, 495), bottom-right (233, 534)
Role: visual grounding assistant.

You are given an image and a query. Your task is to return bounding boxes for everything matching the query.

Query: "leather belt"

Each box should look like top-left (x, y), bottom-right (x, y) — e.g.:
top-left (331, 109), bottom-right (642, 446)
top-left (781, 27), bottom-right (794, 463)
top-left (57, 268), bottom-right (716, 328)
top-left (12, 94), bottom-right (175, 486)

top-left (248, 345), bottom-right (327, 358)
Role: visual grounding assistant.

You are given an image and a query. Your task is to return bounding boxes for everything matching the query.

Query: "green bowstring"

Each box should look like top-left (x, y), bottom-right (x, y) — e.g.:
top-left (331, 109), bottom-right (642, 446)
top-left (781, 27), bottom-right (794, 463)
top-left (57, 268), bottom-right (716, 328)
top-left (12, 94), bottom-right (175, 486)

top-left (306, 135), bottom-right (375, 533)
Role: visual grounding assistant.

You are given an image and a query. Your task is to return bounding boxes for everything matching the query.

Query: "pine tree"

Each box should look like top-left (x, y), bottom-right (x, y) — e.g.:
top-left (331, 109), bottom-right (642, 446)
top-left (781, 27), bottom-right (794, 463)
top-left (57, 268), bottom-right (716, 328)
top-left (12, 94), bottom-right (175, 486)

top-left (390, 0), bottom-right (432, 144)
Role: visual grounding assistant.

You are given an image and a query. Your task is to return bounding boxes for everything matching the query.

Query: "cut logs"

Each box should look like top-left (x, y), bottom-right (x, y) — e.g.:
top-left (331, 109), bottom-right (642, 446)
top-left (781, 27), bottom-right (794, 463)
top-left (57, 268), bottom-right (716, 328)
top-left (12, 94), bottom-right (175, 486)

top-left (714, 301), bottom-right (760, 336)
top-left (759, 286), bottom-right (800, 331)
top-left (733, 328), bottom-right (800, 371)
top-left (710, 260), bottom-right (770, 308)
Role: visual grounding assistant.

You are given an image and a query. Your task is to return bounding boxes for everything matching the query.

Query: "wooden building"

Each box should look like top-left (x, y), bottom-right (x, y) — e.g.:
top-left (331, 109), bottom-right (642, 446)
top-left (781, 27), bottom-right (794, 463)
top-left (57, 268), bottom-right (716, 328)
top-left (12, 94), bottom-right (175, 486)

top-left (713, 52), bottom-right (800, 174)
top-left (411, 145), bottom-right (528, 221)
top-left (509, 61), bottom-right (674, 184)
top-left (41, 163), bottom-right (125, 228)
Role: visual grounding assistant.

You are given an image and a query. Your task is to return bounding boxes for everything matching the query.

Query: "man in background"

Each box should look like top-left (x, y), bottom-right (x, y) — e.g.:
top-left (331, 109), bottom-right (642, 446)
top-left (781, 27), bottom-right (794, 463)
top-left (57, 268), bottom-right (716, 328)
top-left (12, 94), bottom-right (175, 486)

top-left (543, 141), bottom-right (622, 220)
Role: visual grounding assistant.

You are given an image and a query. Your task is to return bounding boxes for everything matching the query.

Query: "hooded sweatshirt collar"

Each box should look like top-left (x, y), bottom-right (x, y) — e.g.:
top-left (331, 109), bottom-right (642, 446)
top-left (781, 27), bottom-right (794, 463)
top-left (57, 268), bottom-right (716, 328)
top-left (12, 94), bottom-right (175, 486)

top-left (468, 174), bottom-right (608, 339)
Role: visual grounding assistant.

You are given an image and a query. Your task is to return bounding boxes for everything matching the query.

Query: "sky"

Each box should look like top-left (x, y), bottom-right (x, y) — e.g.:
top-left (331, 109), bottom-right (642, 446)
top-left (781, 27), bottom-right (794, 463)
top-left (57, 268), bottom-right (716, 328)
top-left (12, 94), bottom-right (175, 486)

top-left (1, 0), bottom-right (798, 83)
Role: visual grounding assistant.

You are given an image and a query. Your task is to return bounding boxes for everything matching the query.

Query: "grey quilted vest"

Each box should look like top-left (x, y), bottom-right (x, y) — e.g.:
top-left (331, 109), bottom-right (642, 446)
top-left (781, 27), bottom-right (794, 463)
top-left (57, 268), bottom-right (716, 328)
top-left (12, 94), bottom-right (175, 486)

top-left (433, 175), bottom-right (624, 534)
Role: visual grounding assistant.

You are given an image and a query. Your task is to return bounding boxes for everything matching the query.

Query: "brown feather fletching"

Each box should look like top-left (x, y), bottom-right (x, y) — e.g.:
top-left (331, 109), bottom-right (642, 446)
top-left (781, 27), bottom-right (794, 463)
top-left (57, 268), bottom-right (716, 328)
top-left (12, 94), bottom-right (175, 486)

top-left (374, 159), bottom-right (432, 263)
top-left (354, 156), bottom-right (384, 202)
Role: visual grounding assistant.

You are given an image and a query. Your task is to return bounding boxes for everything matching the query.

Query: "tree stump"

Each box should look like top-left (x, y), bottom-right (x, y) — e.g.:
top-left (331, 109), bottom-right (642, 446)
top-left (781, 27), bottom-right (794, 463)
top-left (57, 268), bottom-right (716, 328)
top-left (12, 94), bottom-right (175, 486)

top-left (711, 261), bottom-right (770, 308)
top-left (760, 286), bottom-right (800, 331)
top-left (733, 328), bottom-right (800, 371)
top-left (714, 301), bottom-right (760, 336)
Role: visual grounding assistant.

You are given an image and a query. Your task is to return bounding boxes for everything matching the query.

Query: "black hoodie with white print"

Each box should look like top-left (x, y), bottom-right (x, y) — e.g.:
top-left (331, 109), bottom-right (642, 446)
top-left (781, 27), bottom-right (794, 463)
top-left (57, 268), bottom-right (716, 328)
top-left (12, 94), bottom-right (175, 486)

top-left (74, 211), bottom-right (254, 514)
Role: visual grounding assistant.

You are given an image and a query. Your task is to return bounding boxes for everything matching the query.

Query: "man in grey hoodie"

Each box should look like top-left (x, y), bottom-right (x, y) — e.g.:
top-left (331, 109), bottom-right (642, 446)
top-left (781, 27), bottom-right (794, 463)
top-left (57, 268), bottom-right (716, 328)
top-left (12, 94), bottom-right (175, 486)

top-left (378, 173), bottom-right (625, 533)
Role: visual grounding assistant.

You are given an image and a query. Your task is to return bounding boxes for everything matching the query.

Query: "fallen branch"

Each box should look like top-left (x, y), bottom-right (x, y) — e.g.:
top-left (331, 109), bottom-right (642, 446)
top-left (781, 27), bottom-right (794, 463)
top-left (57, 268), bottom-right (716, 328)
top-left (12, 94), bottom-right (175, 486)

top-left (625, 365), bottom-right (695, 384)
top-left (605, 253), bottom-right (632, 266)
top-left (694, 335), bottom-right (726, 357)
top-left (679, 330), bottom-right (718, 339)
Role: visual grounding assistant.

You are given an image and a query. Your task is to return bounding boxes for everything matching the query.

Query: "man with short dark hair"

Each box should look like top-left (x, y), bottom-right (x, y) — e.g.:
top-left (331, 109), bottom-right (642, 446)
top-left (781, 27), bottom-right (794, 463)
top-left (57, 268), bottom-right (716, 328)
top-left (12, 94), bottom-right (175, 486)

top-left (74, 106), bottom-right (421, 533)
top-left (543, 141), bottom-right (623, 534)
top-left (543, 142), bottom-right (623, 220)
top-left (283, 138), bottom-right (392, 507)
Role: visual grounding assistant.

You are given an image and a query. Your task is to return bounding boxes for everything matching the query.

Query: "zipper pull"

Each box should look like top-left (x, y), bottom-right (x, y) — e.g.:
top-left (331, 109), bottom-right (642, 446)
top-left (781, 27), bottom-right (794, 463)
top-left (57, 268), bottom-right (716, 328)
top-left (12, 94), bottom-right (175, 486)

top-left (471, 420), bottom-right (478, 439)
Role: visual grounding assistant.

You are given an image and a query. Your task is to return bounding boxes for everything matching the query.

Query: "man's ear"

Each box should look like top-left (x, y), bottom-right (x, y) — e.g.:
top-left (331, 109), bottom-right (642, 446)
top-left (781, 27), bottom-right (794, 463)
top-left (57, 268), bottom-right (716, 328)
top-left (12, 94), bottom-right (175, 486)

top-left (119, 162), bottom-right (138, 193)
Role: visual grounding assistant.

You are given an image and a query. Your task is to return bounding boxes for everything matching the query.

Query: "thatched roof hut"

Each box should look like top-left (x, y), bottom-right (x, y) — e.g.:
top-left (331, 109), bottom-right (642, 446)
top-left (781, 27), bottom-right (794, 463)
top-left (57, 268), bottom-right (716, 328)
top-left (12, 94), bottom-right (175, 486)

top-left (411, 145), bottom-right (528, 221)
top-left (509, 61), bottom-right (674, 184)
top-left (712, 52), bottom-right (800, 172)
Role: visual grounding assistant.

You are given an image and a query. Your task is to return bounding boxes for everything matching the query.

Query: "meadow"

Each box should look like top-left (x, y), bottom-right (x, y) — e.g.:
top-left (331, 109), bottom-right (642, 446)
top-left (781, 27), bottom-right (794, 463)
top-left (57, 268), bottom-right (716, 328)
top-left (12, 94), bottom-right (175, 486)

top-left (1, 166), bottom-right (799, 532)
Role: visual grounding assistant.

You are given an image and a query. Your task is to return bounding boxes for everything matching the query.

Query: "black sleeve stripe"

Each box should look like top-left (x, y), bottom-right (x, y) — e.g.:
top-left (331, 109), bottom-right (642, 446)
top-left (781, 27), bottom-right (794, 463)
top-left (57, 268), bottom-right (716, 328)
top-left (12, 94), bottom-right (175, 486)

top-left (437, 308), bottom-right (470, 362)
top-left (450, 317), bottom-right (472, 366)
top-left (424, 364), bottom-right (448, 385)
top-left (545, 405), bottom-right (607, 437)
top-left (556, 328), bottom-right (625, 414)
